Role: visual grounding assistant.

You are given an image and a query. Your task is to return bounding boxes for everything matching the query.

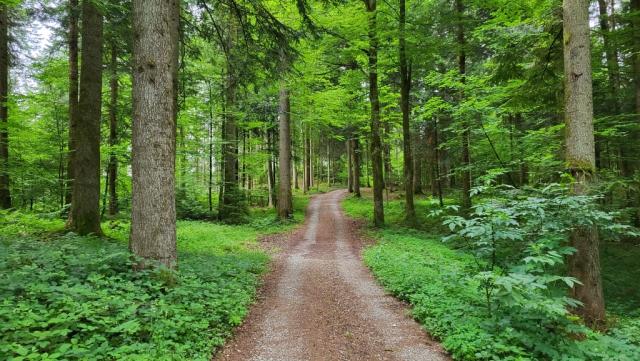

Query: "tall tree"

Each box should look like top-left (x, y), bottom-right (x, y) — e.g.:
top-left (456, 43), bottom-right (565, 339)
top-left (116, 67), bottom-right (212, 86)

top-left (365, 0), bottom-right (384, 227)
top-left (351, 137), bottom-right (361, 197)
top-left (130, 0), bottom-right (179, 269)
top-left (456, 0), bottom-right (472, 212)
top-left (277, 85), bottom-right (293, 219)
top-left (399, 0), bottom-right (415, 224)
top-left (66, 0), bottom-right (79, 206)
top-left (68, 0), bottom-right (103, 235)
top-left (0, 4), bottom-right (10, 209)
top-left (107, 41), bottom-right (119, 216)
top-left (563, 0), bottom-right (606, 328)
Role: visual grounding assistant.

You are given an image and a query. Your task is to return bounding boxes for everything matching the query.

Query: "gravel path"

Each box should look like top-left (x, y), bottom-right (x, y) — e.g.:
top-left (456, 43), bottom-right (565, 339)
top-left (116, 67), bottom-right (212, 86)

top-left (215, 190), bottom-right (449, 361)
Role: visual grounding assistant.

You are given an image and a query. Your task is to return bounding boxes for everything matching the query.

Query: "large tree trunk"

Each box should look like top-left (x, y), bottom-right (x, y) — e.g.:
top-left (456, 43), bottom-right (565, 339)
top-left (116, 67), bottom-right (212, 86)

top-left (130, 0), bottom-right (179, 269)
top-left (366, 0), bottom-right (384, 227)
top-left (107, 42), bottom-right (119, 217)
top-left (0, 5), bottom-right (10, 209)
top-left (352, 137), bottom-right (361, 197)
top-left (66, 0), bottom-right (79, 207)
top-left (399, 0), bottom-right (415, 223)
top-left (68, 0), bottom-right (103, 235)
top-left (563, 0), bottom-right (606, 329)
top-left (277, 86), bottom-right (293, 219)
top-left (456, 0), bottom-right (472, 212)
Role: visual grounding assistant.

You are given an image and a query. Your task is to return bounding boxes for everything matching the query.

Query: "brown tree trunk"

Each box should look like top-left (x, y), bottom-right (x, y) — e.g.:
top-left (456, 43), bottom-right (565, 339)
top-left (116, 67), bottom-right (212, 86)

top-left (347, 138), bottom-right (353, 192)
top-left (107, 42), bottom-right (119, 216)
top-left (277, 85), bottom-right (293, 219)
top-left (130, 0), bottom-right (179, 269)
top-left (66, 0), bottom-right (79, 206)
top-left (365, 0), bottom-right (384, 226)
top-left (68, 0), bottom-right (103, 235)
top-left (413, 125), bottom-right (423, 195)
top-left (208, 81), bottom-right (214, 212)
top-left (0, 5), bottom-right (10, 209)
top-left (267, 127), bottom-right (276, 208)
top-left (352, 138), bottom-right (361, 197)
top-left (304, 125), bottom-right (311, 192)
top-left (399, 0), bottom-right (415, 223)
top-left (456, 0), bottom-right (472, 212)
top-left (563, 0), bottom-right (606, 329)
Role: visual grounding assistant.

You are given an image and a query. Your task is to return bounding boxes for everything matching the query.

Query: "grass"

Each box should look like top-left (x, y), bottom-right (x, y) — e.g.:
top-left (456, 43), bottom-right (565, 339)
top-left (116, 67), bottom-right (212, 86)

top-left (343, 192), bottom-right (640, 361)
top-left (0, 194), bottom-right (309, 361)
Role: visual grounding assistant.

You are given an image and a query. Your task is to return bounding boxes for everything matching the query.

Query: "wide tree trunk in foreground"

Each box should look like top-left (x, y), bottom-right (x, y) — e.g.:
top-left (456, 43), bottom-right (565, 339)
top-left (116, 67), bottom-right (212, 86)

top-left (399, 0), bottom-right (415, 224)
top-left (0, 5), bottom-right (10, 209)
top-left (130, 0), bottom-right (179, 269)
top-left (68, 0), bottom-right (103, 235)
top-left (107, 42), bottom-right (119, 216)
top-left (563, 0), bottom-right (606, 329)
top-left (365, 0), bottom-right (384, 227)
top-left (66, 0), bottom-right (79, 206)
top-left (277, 86), bottom-right (293, 219)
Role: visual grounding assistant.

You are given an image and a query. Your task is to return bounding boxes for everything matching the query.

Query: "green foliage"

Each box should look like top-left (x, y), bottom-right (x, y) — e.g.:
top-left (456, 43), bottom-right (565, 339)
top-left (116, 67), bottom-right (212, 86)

top-left (0, 213), bottom-right (296, 360)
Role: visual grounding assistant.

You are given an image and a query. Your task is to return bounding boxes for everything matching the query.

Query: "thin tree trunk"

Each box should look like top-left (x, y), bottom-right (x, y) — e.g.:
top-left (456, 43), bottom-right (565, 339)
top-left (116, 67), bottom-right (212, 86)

top-left (65, 0), bottom-right (79, 206)
top-left (68, 0), bottom-right (103, 235)
top-left (365, 0), bottom-right (384, 226)
top-left (107, 42), bottom-right (119, 216)
top-left (208, 81), bottom-right (214, 212)
top-left (277, 85), bottom-right (293, 219)
top-left (347, 138), bottom-right (353, 192)
top-left (413, 125), bottom-right (423, 195)
top-left (456, 0), bottom-right (472, 212)
top-left (434, 118), bottom-right (444, 207)
top-left (399, 0), bottom-right (414, 223)
top-left (0, 5), bottom-right (10, 209)
top-left (130, 0), bottom-right (179, 269)
top-left (267, 127), bottom-right (276, 208)
top-left (563, 0), bottom-right (606, 329)
top-left (304, 125), bottom-right (311, 192)
top-left (352, 137), bottom-right (361, 197)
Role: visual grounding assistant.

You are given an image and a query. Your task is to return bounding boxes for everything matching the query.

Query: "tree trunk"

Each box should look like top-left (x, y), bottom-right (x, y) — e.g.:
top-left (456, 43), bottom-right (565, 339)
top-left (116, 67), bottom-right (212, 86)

top-left (413, 125), bottom-right (423, 195)
top-left (352, 138), bottom-right (361, 197)
top-left (304, 124), bottom-right (311, 192)
top-left (365, 0), bottom-right (384, 226)
top-left (107, 42), bottom-right (119, 217)
top-left (267, 127), bottom-right (276, 208)
top-left (456, 0), bottom-right (472, 212)
top-left (68, 0), bottom-right (103, 235)
top-left (130, 0), bottom-right (179, 269)
top-left (399, 0), bottom-right (415, 223)
top-left (0, 5), bottom-right (10, 209)
top-left (65, 0), bottom-right (79, 206)
top-left (347, 138), bottom-right (353, 192)
top-left (277, 86), bottom-right (293, 219)
top-left (563, 0), bottom-right (606, 329)
top-left (208, 81), bottom-right (214, 212)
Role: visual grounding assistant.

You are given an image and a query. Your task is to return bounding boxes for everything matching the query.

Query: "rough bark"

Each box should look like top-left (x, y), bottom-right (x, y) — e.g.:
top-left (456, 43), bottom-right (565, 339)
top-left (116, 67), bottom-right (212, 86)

top-left (563, 0), bottom-right (606, 329)
top-left (456, 0), bottom-right (472, 212)
top-left (130, 0), bottom-right (179, 269)
top-left (0, 5), bottom-right (10, 209)
top-left (399, 0), bottom-right (415, 224)
top-left (277, 86), bottom-right (293, 219)
top-left (107, 42), bottom-right (119, 216)
top-left (351, 138), bottom-right (361, 197)
top-left (365, 0), bottom-right (384, 227)
top-left (68, 0), bottom-right (103, 235)
top-left (66, 0), bottom-right (79, 206)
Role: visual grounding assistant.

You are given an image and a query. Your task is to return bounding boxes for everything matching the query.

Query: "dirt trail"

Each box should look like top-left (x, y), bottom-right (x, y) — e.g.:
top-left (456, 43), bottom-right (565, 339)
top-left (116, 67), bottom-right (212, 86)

top-left (215, 190), bottom-right (449, 361)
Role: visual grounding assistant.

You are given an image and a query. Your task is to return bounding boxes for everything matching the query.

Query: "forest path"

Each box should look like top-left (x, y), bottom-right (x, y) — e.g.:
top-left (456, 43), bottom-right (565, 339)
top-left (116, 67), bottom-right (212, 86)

top-left (215, 190), bottom-right (449, 361)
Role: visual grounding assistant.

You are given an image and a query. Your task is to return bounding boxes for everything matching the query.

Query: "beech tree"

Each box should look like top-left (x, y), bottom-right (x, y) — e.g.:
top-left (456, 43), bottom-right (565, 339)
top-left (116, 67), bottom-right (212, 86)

top-left (130, 0), bottom-right (179, 269)
top-left (66, 0), bottom-right (79, 206)
top-left (67, 0), bottom-right (103, 235)
top-left (563, 0), bottom-right (606, 328)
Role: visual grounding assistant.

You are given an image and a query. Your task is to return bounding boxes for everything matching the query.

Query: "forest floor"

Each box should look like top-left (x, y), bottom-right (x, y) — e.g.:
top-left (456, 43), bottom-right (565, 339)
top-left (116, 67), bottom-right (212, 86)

top-left (215, 190), bottom-right (449, 361)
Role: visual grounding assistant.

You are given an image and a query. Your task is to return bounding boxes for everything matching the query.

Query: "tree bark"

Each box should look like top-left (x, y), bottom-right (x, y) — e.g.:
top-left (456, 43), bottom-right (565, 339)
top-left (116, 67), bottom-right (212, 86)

top-left (399, 0), bottom-right (415, 224)
top-left (0, 5), bottom-right (10, 209)
top-left (65, 0), bottom-right (79, 206)
top-left (277, 86), bottom-right (293, 219)
top-left (107, 42), bottom-right (119, 217)
top-left (413, 125), bottom-right (423, 195)
top-left (68, 0), bottom-right (103, 235)
top-left (347, 138), bottom-right (353, 193)
top-left (130, 0), bottom-right (179, 269)
top-left (352, 137), bottom-right (361, 197)
top-left (304, 124), bottom-right (311, 192)
top-left (365, 0), bottom-right (384, 226)
top-left (563, 0), bottom-right (606, 329)
top-left (456, 0), bottom-right (472, 212)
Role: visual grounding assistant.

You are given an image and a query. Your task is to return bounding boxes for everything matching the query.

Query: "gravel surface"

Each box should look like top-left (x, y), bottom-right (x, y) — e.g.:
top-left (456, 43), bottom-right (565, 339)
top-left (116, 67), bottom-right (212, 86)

top-left (215, 190), bottom-right (450, 361)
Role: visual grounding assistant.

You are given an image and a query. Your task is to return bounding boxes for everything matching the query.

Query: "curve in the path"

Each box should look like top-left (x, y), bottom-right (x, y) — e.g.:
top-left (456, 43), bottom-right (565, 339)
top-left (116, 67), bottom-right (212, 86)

top-left (215, 190), bottom-right (449, 361)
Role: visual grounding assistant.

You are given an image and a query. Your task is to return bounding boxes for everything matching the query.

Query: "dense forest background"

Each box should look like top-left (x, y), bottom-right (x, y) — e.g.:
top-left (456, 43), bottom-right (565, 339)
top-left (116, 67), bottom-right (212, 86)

top-left (1, 0), bottom-right (640, 359)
